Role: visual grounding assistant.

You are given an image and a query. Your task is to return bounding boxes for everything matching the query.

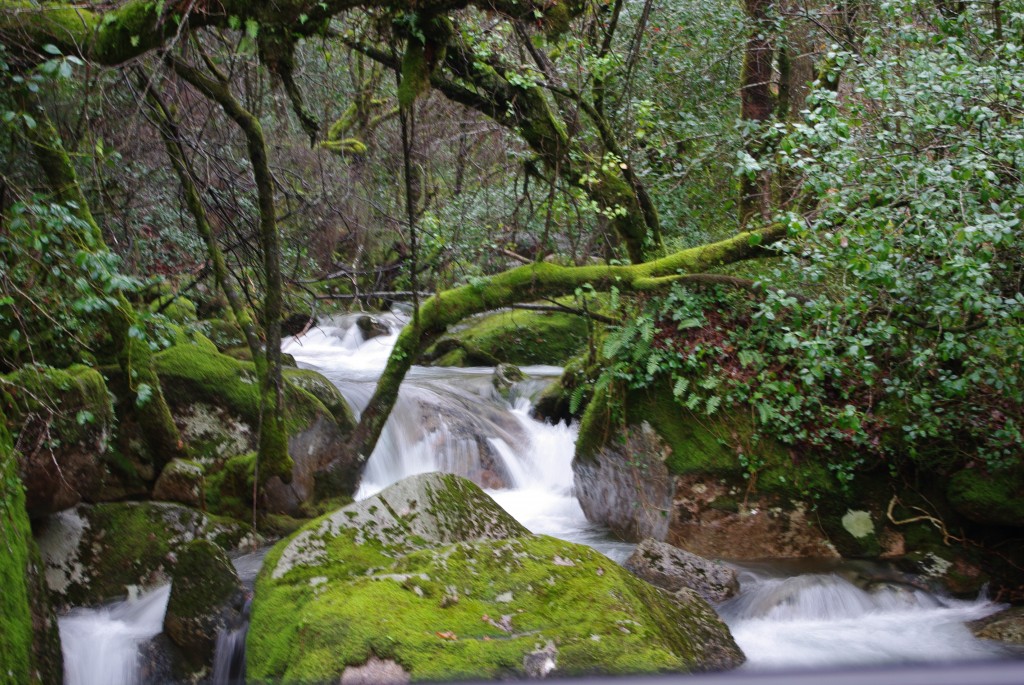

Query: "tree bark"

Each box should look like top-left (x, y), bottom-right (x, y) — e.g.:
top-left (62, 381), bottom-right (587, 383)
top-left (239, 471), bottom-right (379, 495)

top-left (740, 0), bottom-right (776, 226)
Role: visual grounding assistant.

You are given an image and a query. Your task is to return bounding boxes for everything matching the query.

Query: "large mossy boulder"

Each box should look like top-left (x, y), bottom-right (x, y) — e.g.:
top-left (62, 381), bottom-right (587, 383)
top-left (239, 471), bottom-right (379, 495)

top-left (164, 539), bottom-right (247, 678)
top-left (153, 343), bottom-right (358, 514)
top-left (426, 307), bottom-right (589, 367)
top-left (248, 473), bottom-right (743, 682)
top-left (574, 385), bottom-right (841, 559)
top-left (1, 365), bottom-right (115, 516)
top-left (0, 417), bottom-right (63, 685)
top-left (34, 501), bottom-right (252, 607)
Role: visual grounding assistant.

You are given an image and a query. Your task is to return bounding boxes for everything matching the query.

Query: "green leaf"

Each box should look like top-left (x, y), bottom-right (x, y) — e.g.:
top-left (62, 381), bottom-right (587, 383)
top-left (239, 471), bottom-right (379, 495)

top-left (42, 44), bottom-right (61, 55)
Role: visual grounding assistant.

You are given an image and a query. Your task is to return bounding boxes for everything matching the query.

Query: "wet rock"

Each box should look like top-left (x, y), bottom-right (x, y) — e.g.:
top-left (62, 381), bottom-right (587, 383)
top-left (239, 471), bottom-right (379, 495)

top-left (35, 501), bottom-right (252, 607)
top-left (669, 474), bottom-right (839, 560)
top-left (624, 538), bottom-right (739, 604)
top-left (248, 473), bottom-right (743, 682)
top-left (492, 363), bottom-right (526, 400)
top-left (356, 315), bottom-right (391, 341)
top-left (573, 421), bottom-right (675, 541)
top-left (164, 540), bottom-right (247, 678)
top-left (282, 312), bottom-right (317, 337)
top-left (523, 640), bottom-right (558, 678)
top-left (948, 467), bottom-right (1024, 528)
top-left (969, 606), bottom-right (1024, 646)
top-left (153, 459), bottom-right (204, 508)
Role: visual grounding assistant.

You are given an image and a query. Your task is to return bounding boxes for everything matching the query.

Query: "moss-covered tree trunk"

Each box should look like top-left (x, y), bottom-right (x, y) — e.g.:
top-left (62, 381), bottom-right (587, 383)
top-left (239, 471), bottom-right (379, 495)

top-left (344, 224), bottom-right (785, 464)
top-left (145, 85), bottom-right (264, 362)
top-left (18, 92), bottom-right (186, 471)
top-left (169, 58), bottom-right (292, 485)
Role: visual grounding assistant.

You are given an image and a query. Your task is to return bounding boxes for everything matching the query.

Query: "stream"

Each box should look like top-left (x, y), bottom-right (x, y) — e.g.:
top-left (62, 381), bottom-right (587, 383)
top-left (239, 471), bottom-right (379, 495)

top-left (58, 312), bottom-right (1012, 683)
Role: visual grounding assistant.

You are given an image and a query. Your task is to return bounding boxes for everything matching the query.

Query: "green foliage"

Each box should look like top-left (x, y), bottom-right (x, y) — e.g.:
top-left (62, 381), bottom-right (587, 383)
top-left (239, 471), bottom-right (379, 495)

top-left (597, 4), bottom-right (1023, 486)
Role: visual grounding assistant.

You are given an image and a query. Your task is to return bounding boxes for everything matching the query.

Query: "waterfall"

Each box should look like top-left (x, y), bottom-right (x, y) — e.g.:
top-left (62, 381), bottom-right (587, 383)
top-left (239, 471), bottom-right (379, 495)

top-left (59, 585), bottom-right (170, 685)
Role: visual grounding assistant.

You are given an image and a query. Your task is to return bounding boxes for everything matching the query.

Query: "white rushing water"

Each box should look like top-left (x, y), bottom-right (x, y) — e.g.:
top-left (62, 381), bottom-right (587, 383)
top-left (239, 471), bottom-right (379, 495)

top-left (59, 585), bottom-right (170, 685)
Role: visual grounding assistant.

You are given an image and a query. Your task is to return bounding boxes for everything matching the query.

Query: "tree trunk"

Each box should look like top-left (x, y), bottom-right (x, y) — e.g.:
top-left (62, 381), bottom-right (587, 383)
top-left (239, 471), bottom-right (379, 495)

top-left (169, 57), bottom-right (292, 485)
top-left (145, 83), bottom-right (264, 362)
top-left (740, 0), bottom-right (776, 226)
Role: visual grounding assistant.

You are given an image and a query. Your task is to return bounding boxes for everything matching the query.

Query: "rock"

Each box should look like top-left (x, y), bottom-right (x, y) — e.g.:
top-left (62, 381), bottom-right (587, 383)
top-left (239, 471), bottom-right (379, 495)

top-left (1, 365), bottom-right (114, 516)
top-left (153, 343), bottom-right (359, 515)
top-left (248, 473), bottom-right (743, 682)
top-left (948, 467), bottom-right (1024, 528)
top-left (164, 540), bottom-right (247, 678)
top-left (492, 363), bottom-right (526, 399)
top-left (624, 539), bottom-right (739, 604)
top-left (35, 501), bottom-right (252, 607)
top-left (428, 307), bottom-right (589, 367)
top-left (283, 312), bottom-right (317, 337)
top-left (340, 657), bottom-right (410, 685)
top-left (574, 387), bottom-right (838, 558)
top-left (153, 459), bottom-right (205, 507)
top-left (0, 418), bottom-right (63, 684)
top-left (969, 607), bottom-right (1024, 645)
top-left (356, 315), bottom-right (391, 341)
top-left (668, 474), bottom-right (839, 560)
top-left (573, 418), bottom-right (675, 542)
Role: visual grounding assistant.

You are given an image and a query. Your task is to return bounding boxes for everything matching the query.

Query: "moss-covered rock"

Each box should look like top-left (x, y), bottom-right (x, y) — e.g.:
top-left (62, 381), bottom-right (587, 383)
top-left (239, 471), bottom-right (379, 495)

top-left (574, 383), bottom-right (839, 558)
top-left (35, 501), bottom-right (253, 607)
top-left (248, 473), bottom-right (743, 682)
top-left (164, 539), bottom-right (247, 678)
top-left (428, 307), bottom-right (589, 367)
top-left (947, 467), bottom-right (1024, 528)
top-left (1, 364), bottom-right (115, 515)
top-left (0, 414), bottom-right (63, 685)
top-left (153, 458), bottom-right (205, 508)
top-left (149, 295), bottom-right (198, 324)
top-left (200, 319), bottom-right (246, 352)
top-left (153, 343), bottom-right (359, 514)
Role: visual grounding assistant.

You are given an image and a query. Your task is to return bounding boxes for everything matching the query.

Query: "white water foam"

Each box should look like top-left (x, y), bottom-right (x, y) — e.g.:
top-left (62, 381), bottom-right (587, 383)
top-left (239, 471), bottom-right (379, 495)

top-left (719, 570), bottom-right (1009, 669)
top-left (59, 585), bottom-right (170, 685)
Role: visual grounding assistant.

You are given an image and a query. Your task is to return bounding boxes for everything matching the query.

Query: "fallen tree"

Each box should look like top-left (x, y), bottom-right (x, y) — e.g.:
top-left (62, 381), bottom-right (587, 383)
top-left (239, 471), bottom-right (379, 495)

top-left (343, 223), bottom-right (786, 465)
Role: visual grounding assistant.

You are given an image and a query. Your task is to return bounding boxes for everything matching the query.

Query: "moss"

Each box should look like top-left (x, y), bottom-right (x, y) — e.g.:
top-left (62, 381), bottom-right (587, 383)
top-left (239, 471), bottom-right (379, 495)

top-left (0, 418), bottom-right (34, 683)
top-left (200, 319), bottom-right (246, 352)
top-left (165, 540), bottom-right (240, 621)
top-left (283, 368), bottom-right (355, 433)
top-left (577, 383), bottom-right (837, 500)
top-left (250, 534), bottom-right (733, 682)
top-left (150, 295), bottom-right (198, 324)
top-left (156, 342), bottom-right (348, 442)
top-left (39, 501), bottom-right (251, 606)
top-left (435, 307), bottom-right (589, 367)
top-left (1, 364), bottom-right (114, 442)
top-left (947, 468), bottom-right (1024, 527)
top-left (206, 452), bottom-right (256, 519)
